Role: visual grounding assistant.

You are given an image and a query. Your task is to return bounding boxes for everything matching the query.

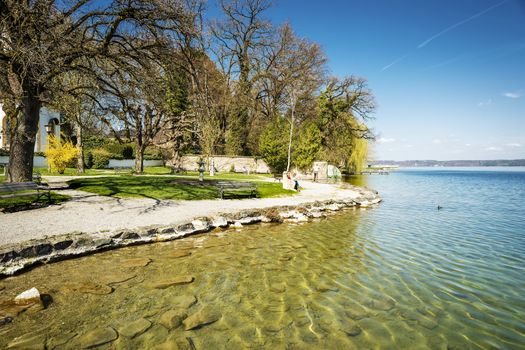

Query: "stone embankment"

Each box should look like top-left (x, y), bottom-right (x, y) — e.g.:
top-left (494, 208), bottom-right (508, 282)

top-left (0, 191), bottom-right (381, 277)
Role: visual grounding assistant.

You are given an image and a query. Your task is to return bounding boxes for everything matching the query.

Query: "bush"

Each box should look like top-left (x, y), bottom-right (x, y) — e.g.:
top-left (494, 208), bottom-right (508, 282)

top-left (122, 145), bottom-right (133, 159)
top-left (84, 151), bottom-right (94, 169)
top-left (45, 135), bottom-right (78, 174)
top-left (104, 142), bottom-right (134, 159)
top-left (91, 148), bottom-right (111, 169)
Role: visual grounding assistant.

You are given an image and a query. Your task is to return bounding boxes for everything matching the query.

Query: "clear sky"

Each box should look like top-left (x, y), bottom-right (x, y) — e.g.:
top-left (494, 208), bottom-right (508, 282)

top-left (260, 0), bottom-right (525, 160)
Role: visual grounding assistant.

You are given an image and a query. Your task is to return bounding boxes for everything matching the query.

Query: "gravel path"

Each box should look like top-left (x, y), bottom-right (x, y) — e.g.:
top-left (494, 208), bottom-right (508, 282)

top-left (0, 177), bottom-right (365, 247)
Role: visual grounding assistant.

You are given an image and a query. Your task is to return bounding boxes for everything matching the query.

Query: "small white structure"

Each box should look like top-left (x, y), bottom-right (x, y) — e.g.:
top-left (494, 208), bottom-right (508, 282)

top-left (0, 103), bottom-right (61, 152)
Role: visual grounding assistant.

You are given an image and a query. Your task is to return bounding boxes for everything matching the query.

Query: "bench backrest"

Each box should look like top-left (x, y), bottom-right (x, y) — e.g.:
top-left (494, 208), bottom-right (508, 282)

top-left (217, 181), bottom-right (256, 188)
top-left (0, 182), bottom-right (39, 193)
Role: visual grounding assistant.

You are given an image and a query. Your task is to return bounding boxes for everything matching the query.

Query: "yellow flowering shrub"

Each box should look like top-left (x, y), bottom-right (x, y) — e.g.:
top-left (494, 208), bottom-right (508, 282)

top-left (45, 135), bottom-right (78, 174)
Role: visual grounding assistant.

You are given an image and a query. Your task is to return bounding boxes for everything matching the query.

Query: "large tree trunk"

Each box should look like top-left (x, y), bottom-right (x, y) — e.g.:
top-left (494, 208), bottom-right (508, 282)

top-left (75, 119), bottom-right (85, 173)
top-left (135, 145), bottom-right (144, 174)
top-left (135, 138), bottom-right (145, 174)
top-left (7, 91), bottom-right (40, 182)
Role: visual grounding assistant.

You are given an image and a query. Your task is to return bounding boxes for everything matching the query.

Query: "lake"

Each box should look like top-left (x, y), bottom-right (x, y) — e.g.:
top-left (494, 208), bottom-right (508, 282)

top-left (0, 167), bottom-right (524, 349)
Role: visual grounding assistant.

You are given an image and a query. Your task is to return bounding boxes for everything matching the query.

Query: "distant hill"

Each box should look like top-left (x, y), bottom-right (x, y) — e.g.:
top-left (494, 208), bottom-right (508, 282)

top-left (370, 159), bottom-right (525, 167)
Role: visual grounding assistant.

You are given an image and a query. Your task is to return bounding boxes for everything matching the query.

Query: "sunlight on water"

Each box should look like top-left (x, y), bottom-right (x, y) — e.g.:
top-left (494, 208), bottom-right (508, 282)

top-left (0, 168), bottom-right (524, 349)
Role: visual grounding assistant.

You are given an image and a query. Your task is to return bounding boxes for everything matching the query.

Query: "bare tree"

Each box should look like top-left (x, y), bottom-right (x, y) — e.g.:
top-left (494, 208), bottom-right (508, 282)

top-left (99, 62), bottom-right (173, 174)
top-left (210, 0), bottom-right (274, 155)
top-left (0, 0), bottom-right (188, 181)
top-left (263, 25), bottom-right (326, 171)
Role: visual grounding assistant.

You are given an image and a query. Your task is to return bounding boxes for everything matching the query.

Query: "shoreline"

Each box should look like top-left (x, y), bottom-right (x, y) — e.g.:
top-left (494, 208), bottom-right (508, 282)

top-left (0, 181), bottom-right (381, 276)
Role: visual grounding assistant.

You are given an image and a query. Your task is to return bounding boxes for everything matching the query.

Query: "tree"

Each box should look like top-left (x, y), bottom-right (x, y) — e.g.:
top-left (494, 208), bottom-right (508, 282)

top-left (52, 74), bottom-right (99, 173)
top-left (100, 62), bottom-right (174, 174)
top-left (258, 118), bottom-right (288, 173)
top-left (0, 0), bottom-right (188, 181)
top-left (293, 122), bottom-right (322, 171)
top-left (269, 25), bottom-right (326, 171)
top-left (211, 0), bottom-right (274, 155)
top-left (317, 76), bottom-right (376, 170)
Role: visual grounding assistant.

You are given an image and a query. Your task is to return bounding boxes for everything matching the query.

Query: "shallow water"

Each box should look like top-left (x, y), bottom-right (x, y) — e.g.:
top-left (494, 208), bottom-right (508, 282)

top-left (1, 168), bottom-right (524, 349)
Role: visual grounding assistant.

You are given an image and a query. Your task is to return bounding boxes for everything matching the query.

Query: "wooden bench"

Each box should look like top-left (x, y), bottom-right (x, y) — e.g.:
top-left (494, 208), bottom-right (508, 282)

top-left (272, 173), bottom-right (282, 182)
top-left (0, 181), bottom-right (51, 203)
top-left (170, 166), bottom-right (187, 174)
top-left (217, 181), bottom-right (257, 199)
top-left (113, 166), bottom-right (133, 175)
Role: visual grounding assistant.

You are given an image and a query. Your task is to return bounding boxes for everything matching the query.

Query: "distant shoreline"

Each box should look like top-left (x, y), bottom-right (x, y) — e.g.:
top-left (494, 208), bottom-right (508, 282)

top-left (371, 159), bottom-right (525, 167)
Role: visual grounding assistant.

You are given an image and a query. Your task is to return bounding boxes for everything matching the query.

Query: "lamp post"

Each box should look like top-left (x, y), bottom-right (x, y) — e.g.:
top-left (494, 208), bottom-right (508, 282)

top-left (44, 122), bottom-right (54, 136)
top-left (198, 158), bottom-right (205, 182)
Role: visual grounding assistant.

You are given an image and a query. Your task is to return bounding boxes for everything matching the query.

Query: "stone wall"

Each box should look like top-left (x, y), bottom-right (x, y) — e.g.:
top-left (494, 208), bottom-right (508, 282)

top-left (175, 155), bottom-right (271, 174)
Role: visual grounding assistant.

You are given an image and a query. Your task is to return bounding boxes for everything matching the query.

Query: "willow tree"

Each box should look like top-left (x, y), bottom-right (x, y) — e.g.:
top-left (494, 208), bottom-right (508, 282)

top-left (0, 0), bottom-right (189, 182)
top-left (317, 76), bottom-right (376, 170)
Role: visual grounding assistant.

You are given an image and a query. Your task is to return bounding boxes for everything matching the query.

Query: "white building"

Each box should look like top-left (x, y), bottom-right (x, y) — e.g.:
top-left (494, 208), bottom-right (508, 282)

top-left (0, 103), bottom-right (61, 152)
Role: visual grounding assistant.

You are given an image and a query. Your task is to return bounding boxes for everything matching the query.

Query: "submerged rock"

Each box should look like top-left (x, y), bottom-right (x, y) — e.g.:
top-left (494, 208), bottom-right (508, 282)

top-left (152, 337), bottom-right (195, 350)
top-left (172, 295), bottom-right (197, 309)
top-left (340, 319), bottom-right (362, 336)
top-left (77, 326), bottom-right (118, 349)
top-left (121, 258), bottom-right (152, 268)
top-left (61, 282), bottom-right (113, 295)
top-left (269, 283), bottom-right (286, 293)
top-left (7, 332), bottom-right (46, 350)
top-left (159, 309), bottom-right (187, 330)
top-left (366, 297), bottom-right (396, 311)
top-left (167, 250), bottom-right (192, 259)
top-left (150, 276), bottom-right (194, 289)
top-left (118, 318), bottom-right (152, 338)
top-left (183, 307), bottom-right (221, 330)
top-left (46, 332), bottom-right (77, 349)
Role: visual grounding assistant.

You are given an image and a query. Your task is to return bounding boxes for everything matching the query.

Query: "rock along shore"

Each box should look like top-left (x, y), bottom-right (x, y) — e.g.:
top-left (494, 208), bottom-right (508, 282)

top-left (0, 183), bottom-right (380, 277)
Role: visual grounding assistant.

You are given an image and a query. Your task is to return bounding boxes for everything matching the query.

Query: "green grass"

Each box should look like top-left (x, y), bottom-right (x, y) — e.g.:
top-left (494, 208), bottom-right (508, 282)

top-left (142, 166), bottom-right (172, 175)
top-left (0, 192), bottom-right (71, 210)
top-left (34, 167), bottom-right (118, 176)
top-left (68, 175), bottom-right (294, 200)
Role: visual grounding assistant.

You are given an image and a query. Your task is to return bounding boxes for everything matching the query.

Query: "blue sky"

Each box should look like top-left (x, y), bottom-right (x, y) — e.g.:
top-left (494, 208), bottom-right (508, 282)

top-left (259, 0), bottom-right (525, 160)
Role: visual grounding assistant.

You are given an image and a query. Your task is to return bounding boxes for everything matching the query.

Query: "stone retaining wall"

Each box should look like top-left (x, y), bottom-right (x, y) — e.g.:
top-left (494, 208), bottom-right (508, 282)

top-left (0, 188), bottom-right (381, 277)
top-left (175, 155), bottom-right (270, 174)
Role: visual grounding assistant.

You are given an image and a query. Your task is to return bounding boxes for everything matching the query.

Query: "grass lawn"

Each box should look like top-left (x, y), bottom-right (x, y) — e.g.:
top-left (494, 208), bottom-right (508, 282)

top-left (68, 175), bottom-right (294, 200)
top-left (34, 167), bottom-right (121, 176)
top-left (0, 192), bottom-right (71, 210)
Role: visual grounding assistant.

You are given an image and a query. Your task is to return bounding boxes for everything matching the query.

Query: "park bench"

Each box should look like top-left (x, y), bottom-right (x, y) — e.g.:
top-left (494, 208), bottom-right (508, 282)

top-left (0, 180), bottom-right (51, 203)
top-left (170, 166), bottom-right (188, 174)
top-left (272, 173), bottom-right (282, 182)
top-left (113, 166), bottom-right (133, 175)
top-left (217, 181), bottom-right (257, 199)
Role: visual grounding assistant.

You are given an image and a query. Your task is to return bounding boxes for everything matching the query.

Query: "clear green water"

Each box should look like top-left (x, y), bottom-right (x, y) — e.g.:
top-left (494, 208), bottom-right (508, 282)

top-left (1, 168), bottom-right (524, 349)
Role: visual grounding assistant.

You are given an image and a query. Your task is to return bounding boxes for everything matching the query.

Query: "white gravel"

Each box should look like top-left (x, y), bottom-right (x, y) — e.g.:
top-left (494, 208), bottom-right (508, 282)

top-left (0, 177), bottom-right (364, 247)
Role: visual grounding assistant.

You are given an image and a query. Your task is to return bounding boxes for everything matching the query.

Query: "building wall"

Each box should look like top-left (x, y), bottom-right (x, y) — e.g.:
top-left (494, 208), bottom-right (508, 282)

top-left (36, 108), bottom-right (61, 152)
top-left (0, 103), bottom-right (6, 149)
top-left (0, 104), bottom-right (60, 151)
